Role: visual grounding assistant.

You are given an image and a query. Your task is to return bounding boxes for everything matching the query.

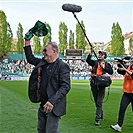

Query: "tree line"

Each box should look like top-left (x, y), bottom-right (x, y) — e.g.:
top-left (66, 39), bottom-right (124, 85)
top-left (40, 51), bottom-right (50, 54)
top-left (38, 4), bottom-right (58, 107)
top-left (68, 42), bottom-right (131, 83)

top-left (0, 10), bottom-right (133, 60)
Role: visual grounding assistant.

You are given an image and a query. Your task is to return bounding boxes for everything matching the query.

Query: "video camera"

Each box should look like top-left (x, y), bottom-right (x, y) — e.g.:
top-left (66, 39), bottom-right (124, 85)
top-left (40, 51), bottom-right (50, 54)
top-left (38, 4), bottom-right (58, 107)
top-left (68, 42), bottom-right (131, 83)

top-left (114, 56), bottom-right (130, 67)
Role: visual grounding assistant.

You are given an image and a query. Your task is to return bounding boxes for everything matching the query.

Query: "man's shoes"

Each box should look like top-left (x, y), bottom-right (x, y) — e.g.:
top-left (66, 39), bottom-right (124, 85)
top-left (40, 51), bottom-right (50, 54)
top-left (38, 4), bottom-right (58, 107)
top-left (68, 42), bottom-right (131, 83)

top-left (95, 120), bottom-right (100, 126)
top-left (110, 124), bottom-right (122, 132)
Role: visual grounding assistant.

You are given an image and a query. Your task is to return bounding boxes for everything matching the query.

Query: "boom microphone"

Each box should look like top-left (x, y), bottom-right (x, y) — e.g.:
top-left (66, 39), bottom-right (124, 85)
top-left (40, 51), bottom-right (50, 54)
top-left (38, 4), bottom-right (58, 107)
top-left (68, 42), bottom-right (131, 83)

top-left (62, 3), bottom-right (100, 63)
top-left (62, 4), bottom-right (82, 13)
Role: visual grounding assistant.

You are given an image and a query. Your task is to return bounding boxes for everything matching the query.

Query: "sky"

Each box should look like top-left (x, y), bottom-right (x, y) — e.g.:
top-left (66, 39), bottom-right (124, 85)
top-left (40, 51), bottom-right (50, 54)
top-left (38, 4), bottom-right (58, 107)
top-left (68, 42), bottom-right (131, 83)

top-left (0, 0), bottom-right (133, 45)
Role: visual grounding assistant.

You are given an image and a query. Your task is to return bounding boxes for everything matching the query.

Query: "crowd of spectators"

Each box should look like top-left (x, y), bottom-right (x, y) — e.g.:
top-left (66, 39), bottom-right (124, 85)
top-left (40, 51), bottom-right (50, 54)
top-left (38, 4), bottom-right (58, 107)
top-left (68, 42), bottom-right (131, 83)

top-left (0, 58), bottom-right (124, 79)
top-left (63, 59), bottom-right (92, 76)
top-left (0, 59), bottom-right (34, 78)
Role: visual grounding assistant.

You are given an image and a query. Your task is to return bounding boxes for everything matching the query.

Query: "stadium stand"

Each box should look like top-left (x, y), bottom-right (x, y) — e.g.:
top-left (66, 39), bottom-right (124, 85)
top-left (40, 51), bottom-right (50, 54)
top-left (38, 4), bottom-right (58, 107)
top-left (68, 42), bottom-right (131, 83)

top-left (0, 56), bottom-right (125, 80)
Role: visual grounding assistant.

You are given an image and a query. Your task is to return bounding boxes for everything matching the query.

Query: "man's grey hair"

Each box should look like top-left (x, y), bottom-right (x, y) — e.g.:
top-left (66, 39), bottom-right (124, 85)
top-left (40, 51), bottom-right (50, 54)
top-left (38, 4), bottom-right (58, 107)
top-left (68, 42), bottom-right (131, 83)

top-left (47, 42), bottom-right (59, 53)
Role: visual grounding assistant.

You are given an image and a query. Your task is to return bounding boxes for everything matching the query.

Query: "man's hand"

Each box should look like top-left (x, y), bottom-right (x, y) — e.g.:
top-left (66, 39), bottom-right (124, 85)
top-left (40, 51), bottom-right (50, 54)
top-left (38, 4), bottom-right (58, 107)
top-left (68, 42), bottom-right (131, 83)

top-left (24, 29), bottom-right (34, 46)
top-left (43, 101), bottom-right (54, 113)
top-left (24, 31), bottom-right (34, 40)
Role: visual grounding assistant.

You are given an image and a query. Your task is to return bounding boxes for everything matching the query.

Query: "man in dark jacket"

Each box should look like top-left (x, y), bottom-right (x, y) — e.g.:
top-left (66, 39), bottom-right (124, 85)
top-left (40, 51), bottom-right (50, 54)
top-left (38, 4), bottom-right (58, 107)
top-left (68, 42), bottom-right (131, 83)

top-left (86, 50), bottom-right (113, 126)
top-left (24, 39), bottom-right (70, 133)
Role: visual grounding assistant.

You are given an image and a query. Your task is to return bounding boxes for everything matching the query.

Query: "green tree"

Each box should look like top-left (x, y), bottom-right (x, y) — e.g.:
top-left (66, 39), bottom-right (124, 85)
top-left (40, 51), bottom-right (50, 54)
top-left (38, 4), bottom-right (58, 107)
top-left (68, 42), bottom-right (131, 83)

top-left (6, 23), bottom-right (13, 53)
top-left (34, 36), bottom-right (41, 54)
top-left (0, 11), bottom-right (13, 58)
top-left (58, 22), bottom-right (68, 54)
top-left (43, 22), bottom-right (52, 48)
top-left (16, 23), bottom-right (24, 53)
top-left (0, 10), bottom-right (7, 57)
top-left (110, 22), bottom-right (124, 55)
top-left (76, 20), bottom-right (87, 52)
top-left (69, 30), bottom-right (74, 49)
top-left (10, 39), bottom-right (17, 53)
top-left (129, 36), bottom-right (133, 54)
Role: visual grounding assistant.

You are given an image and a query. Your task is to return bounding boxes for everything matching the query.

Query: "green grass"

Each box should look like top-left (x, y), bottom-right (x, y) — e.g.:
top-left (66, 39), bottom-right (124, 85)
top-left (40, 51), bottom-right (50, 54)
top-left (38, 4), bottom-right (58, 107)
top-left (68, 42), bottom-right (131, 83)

top-left (0, 80), bottom-right (132, 133)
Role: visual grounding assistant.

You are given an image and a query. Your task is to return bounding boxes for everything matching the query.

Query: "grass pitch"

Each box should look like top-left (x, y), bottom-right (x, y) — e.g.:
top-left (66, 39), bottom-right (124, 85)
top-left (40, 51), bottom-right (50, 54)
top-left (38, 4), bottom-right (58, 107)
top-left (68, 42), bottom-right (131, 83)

top-left (0, 80), bottom-right (132, 133)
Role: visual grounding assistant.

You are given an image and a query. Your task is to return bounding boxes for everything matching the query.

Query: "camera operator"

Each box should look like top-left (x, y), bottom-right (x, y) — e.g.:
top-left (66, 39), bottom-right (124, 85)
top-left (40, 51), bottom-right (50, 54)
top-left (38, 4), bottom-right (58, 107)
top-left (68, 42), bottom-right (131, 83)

top-left (110, 55), bottom-right (133, 132)
top-left (86, 49), bottom-right (113, 126)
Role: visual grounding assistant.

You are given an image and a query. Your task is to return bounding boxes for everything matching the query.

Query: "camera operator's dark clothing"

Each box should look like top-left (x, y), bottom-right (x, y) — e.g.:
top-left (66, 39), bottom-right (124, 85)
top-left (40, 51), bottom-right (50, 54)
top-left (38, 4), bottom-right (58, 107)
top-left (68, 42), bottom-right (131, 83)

top-left (90, 82), bottom-right (106, 122)
top-left (116, 65), bottom-right (133, 127)
top-left (86, 54), bottom-right (113, 123)
top-left (118, 93), bottom-right (133, 127)
top-left (117, 64), bottom-right (133, 78)
top-left (86, 54), bottom-right (113, 75)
